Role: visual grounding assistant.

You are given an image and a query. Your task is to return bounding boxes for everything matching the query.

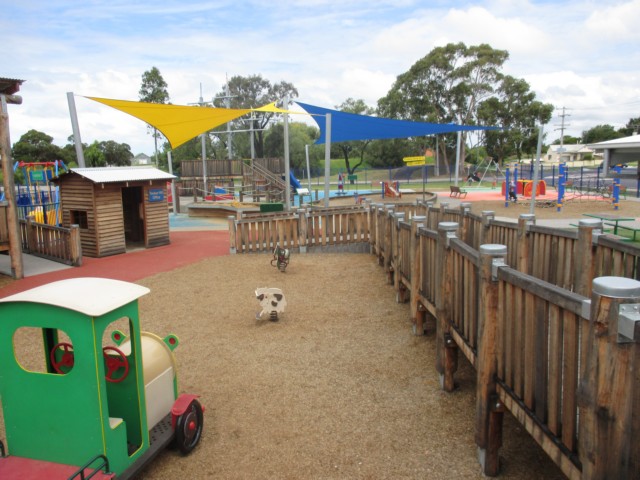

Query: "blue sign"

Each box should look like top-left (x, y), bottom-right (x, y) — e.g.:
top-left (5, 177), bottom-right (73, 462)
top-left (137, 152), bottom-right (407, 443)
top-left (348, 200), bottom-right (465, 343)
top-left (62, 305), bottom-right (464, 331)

top-left (148, 188), bottom-right (165, 203)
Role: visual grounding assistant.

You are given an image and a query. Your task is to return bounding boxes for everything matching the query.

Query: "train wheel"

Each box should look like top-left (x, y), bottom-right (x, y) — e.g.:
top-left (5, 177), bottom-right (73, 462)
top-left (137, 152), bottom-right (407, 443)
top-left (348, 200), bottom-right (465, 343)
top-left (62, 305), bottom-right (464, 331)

top-left (174, 399), bottom-right (204, 454)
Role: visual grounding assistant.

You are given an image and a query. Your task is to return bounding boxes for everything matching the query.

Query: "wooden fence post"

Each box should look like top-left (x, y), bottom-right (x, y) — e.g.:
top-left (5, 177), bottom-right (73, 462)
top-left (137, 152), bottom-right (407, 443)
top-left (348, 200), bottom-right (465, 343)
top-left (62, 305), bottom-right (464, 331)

top-left (481, 211), bottom-right (495, 246)
top-left (577, 276), bottom-right (640, 480)
top-left (298, 208), bottom-right (307, 254)
top-left (435, 221), bottom-right (459, 392)
top-left (476, 243), bottom-right (508, 476)
top-left (26, 216), bottom-right (36, 254)
top-left (517, 214), bottom-right (535, 273)
top-left (410, 216), bottom-right (426, 335)
top-left (459, 202), bottom-right (471, 243)
top-left (228, 216), bottom-right (237, 254)
top-left (392, 212), bottom-right (405, 291)
top-left (69, 224), bottom-right (82, 266)
top-left (384, 207), bottom-right (395, 282)
top-left (574, 218), bottom-right (602, 297)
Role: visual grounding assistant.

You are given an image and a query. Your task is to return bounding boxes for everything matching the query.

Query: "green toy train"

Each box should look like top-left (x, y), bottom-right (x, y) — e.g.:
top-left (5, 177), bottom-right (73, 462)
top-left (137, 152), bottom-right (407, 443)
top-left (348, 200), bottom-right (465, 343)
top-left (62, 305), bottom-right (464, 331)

top-left (0, 277), bottom-right (204, 479)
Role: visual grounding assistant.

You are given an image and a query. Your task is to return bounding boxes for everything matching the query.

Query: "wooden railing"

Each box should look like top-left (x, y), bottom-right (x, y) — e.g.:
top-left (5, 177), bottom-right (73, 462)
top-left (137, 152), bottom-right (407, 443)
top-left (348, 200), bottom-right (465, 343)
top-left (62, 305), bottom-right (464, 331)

top-left (19, 218), bottom-right (82, 266)
top-left (228, 205), bottom-right (370, 254)
top-left (377, 207), bottom-right (640, 480)
top-left (230, 199), bottom-right (640, 479)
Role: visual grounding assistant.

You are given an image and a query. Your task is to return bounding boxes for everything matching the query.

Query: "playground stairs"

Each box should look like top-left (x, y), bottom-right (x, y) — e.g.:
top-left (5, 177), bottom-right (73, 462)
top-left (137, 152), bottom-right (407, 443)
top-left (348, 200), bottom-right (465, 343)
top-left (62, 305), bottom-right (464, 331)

top-left (242, 162), bottom-right (288, 203)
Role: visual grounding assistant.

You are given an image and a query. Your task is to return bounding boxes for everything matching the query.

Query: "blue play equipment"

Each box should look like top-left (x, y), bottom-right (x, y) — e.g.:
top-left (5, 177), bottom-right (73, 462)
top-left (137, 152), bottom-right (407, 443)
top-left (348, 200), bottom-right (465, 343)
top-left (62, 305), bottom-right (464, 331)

top-left (289, 172), bottom-right (302, 190)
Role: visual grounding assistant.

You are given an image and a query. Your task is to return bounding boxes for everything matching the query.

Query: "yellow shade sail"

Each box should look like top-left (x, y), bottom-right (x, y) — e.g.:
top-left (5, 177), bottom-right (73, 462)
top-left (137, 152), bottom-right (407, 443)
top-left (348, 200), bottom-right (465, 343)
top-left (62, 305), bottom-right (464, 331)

top-left (86, 96), bottom-right (259, 149)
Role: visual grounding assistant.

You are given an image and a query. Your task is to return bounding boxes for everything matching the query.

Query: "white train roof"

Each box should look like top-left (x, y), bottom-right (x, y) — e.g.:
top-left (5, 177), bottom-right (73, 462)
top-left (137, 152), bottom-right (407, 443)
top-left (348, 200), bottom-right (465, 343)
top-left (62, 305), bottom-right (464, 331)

top-left (0, 277), bottom-right (150, 317)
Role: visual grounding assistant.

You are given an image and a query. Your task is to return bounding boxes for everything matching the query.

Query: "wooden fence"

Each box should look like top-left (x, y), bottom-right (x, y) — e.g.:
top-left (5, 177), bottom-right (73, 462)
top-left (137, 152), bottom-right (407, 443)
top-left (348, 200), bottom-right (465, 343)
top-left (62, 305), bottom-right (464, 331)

top-left (230, 199), bottom-right (640, 479)
top-left (19, 218), bottom-right (82, 266)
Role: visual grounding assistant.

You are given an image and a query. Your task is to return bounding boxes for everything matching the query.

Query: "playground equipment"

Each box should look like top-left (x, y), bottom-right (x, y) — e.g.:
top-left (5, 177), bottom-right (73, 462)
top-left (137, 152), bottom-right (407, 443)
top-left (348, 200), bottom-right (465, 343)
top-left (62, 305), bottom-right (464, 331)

top-left (465, 157), bottom-right (504, 187)
top-left (271, 243), bottom-right (290, 272)
top-left (382, 181), bottom-right (401, 198)
top-left (0, 277), bottom-right (203, 479)
top-left (15, 160), bottom-right (67, 225)
top-left (255, 287), bottom-right (287, 321)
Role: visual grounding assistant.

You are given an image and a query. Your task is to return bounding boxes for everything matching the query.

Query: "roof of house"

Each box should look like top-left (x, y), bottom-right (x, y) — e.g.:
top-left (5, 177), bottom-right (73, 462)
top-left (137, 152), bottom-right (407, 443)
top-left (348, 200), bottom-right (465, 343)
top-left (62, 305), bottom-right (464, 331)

top-left (0, 77), bottom-right (25, 95)
top-left (64, 166), bottom-right (176, 184)
top-left (546, 144), bottom-right (593, 154)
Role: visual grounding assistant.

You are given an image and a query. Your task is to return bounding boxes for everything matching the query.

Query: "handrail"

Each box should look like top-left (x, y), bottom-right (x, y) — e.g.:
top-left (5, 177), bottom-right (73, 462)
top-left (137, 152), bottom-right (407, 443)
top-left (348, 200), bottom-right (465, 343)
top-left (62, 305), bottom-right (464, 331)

top-left (67, 453), bottom-right (111, 480)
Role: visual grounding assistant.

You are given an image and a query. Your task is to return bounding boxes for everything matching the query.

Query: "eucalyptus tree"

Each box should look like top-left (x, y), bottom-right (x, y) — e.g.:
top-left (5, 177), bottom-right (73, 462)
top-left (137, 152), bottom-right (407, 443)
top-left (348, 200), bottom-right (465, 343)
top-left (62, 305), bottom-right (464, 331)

top-left (477, 75), bottom-right (553, 163)
top-left (139, 67), bottom-right (170, 166)
top-left (333, 98), bottom-right (374, 181)
top-left (212, 74), bottom-right (298, 158)
top-left (378, 43), bottom-right (508, 174)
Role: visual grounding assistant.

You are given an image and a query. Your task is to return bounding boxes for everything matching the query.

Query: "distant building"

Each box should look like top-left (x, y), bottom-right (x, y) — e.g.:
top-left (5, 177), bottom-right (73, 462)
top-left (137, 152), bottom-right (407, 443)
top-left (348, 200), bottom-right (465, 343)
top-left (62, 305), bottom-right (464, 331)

top-left (545, 144), bottom-right (596, 163)
top-left (132, 153), bottom-right (152, 166)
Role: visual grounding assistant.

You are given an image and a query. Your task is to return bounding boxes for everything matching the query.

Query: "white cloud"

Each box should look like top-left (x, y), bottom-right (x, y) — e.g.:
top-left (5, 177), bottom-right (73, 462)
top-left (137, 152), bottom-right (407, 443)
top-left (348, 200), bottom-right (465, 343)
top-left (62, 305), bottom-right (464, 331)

top-left (4, 0), bottom-right (640, 155)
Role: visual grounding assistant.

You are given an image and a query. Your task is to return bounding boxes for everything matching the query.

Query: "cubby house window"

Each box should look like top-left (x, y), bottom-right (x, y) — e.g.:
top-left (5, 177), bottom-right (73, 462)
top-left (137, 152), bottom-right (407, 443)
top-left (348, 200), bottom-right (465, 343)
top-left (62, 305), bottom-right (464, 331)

top-left (70, 210), bottom-right (88, 229)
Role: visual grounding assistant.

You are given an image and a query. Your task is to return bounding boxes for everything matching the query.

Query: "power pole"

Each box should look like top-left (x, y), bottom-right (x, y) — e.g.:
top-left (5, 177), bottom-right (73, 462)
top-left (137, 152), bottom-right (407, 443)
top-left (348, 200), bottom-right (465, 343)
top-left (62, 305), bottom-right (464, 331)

top-left (555, 106), bottom-right (571, 162)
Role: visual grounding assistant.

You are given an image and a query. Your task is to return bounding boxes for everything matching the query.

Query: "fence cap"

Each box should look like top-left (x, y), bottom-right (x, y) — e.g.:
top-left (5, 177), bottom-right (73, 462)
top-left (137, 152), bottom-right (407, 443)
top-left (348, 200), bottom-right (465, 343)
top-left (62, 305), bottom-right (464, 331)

top-left (481, 210), bottom-right (495, 216)
top-left (519, 214), bottom-right (535, 220)
top-left (412, 215), bottom-right (426, 222)
top-left (438, 221), bottom-right (458, 231)
top-left (593, 276), bottom-right (640, 298)
top-left (479, 244), bottom-right (507, 255)
top-left (578, 218), bottom-right (603, 227)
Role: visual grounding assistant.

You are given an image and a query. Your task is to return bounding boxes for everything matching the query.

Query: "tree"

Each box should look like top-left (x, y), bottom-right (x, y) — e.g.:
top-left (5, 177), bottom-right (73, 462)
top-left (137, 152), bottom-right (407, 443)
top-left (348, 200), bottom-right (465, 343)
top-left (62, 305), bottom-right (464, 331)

top-left (334, 98), bottom-right (374, 181)
top-left (84, 141), bottom-right (106, 167)
top-left (581, 124), bottom-right (621, 144)
top-left (263, 121), bottom-right (320, 173)
top-left (139, 67), bottom-right (170, 166)
top-left (213, 74), bottom-right (298, 158)
top-left (477, 75), bottom-right (553, 163)
top-left (378, 43), bottom-right (509, 174)
top-left (100, 140), bottom-right (133, 166)
top-left (618, 117), bottom-right (640, 137)
top-left (11, 130), bottom-right (65, 163)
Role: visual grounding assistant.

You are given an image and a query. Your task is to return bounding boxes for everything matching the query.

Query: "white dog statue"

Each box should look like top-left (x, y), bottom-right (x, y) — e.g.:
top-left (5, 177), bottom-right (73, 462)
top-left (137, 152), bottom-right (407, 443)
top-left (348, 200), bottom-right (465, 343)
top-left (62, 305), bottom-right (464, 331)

top-left (255, 287), bottom-right (287, 321)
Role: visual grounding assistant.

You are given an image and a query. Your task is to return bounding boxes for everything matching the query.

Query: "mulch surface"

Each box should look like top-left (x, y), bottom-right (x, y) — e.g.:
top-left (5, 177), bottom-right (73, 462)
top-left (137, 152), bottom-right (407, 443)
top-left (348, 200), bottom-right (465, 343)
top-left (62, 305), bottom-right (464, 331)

top-left (0, 198), bottom-right (585, 479)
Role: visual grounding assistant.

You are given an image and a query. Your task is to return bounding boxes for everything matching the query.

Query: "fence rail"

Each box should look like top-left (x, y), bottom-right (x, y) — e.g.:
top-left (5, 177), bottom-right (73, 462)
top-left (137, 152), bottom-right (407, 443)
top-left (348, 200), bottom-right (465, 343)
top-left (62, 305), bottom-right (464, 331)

top-left (19, 218), bottom-right (82, 266)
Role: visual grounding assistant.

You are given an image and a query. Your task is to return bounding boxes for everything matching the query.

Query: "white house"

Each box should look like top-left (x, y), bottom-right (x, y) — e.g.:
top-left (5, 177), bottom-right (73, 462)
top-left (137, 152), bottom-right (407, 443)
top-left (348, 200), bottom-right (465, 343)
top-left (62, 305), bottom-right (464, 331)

top-left (545, 144), bottom-right (596, 163)
top-left (132, 153), bottom-right (152, 166)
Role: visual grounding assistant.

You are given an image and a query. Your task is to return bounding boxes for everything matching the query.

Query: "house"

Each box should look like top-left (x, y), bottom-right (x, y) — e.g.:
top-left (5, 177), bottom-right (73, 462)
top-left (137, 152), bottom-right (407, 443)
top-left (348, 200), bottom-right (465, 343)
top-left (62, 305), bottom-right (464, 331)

top-left (545, 144), bottom-right (596, 163)
top-left (132, 153), bottom-right (152, 165)
top-left (52, 166), bottom-right (175, 257)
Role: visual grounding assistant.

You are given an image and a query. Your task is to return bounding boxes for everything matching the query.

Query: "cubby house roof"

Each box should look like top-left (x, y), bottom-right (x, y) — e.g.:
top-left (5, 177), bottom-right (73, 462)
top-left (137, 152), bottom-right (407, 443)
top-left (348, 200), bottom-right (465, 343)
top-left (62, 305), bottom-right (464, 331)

top-left (59, 166), bottom-right (176, 184)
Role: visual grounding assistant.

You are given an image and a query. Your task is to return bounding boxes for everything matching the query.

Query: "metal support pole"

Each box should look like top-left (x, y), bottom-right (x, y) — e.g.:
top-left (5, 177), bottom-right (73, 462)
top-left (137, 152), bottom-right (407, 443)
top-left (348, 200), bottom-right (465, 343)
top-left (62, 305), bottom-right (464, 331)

top-left (283, 95), bottom-right (291, 211)
top-left (66, 92), bottom-right (86, 167)
top-left (167, 151), bottom-right (178, 215)
top-left (324, 114), bottom-right (332, 207)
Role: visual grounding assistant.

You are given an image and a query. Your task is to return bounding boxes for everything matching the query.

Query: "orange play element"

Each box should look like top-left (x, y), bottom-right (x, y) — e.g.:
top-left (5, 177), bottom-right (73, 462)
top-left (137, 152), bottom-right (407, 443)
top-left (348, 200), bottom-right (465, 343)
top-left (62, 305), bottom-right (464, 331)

top-left (383, 182), bottom-right (402, 198)
top-left (501, 180), bottom-right (546, 197)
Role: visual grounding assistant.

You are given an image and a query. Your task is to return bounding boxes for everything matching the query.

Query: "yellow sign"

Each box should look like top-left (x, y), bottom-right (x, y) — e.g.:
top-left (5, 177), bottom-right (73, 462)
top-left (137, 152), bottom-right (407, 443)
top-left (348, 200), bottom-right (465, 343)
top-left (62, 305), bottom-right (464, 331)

top-left (402, 155), bottom-right (435, 166)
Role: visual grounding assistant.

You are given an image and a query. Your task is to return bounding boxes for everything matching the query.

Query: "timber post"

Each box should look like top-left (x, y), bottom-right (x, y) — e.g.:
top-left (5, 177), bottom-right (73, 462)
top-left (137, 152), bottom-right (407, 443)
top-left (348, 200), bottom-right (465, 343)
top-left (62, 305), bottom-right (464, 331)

top-left (383, 206), bottom-right (395, 282)
top-left (69, 224), bottom-right (83, 266)
top-left (517, 214), bottom-right (535, 273)
top-left (410, 215), bottom-right (426, 335)
top-left (435, 221), bottom-right (459, 392)
top-left (392, 212), bottom-right (405, 292)
top-left (480, 211), bottom-right (495, 246)
top-left (459, 202), bottom-right (472, 243)
top-left (577, 276), bottom-right (640, 480)
top-left (298, 208), bottom-right (307, 254)
top-left (476, 244), bottom-right (508, 476)
top-left (574, 218), bottom-right (602, 297)
top-left (228, 216), bottom-right (237, 254)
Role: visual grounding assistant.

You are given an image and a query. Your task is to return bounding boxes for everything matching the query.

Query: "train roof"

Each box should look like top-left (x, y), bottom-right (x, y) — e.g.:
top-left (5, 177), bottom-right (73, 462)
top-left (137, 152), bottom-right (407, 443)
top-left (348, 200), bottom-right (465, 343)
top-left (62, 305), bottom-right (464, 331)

top-left (0, 277), bottom-right (150, 316)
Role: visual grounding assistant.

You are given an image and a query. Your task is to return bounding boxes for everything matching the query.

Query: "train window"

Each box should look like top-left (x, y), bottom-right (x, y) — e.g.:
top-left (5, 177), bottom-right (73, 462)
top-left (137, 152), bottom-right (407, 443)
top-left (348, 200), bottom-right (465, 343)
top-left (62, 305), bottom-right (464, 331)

top-left (13, 327), bottom-right (74, 375)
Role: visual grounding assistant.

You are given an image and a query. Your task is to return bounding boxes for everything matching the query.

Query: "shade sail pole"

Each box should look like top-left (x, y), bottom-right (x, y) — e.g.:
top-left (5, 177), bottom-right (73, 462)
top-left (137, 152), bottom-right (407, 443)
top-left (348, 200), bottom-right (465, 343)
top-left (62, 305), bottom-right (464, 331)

top-left (324, 113), bottom-right (332, 207)
top-left (67, 92), bottom-right (86, 167)
top-left (201, 134), bottom-right (207, 196)
top-left (305, 144), bottom-right (312, 193)
top-left (167, 150), bottom-right (178, 214)
top-left (529, 125), bottom-right (544, 215)
top-left (454, 130), bottom-right (461, 186)
top-left (283, 95), bottom-right (292, 211)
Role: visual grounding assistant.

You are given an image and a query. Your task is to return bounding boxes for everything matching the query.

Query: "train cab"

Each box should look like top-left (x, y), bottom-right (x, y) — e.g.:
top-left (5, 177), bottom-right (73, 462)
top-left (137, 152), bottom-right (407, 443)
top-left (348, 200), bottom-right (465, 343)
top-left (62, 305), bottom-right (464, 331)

top-left (0, 277), bottom-right (203, 479)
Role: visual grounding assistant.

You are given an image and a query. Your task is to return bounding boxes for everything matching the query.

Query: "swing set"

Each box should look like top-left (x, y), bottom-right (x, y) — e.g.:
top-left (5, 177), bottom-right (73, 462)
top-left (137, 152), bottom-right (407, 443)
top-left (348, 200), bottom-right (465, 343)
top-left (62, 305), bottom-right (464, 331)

top-left (465, 157), bottom-right (505, 188)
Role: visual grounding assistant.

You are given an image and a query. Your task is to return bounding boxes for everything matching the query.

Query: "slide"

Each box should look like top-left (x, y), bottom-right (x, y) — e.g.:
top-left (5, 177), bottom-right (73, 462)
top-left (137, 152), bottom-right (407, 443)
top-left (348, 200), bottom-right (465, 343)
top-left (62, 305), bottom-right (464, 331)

top-left (289, 172), bottom-right (302, 190)
top-left (383, 181), bottom-right (401, 198)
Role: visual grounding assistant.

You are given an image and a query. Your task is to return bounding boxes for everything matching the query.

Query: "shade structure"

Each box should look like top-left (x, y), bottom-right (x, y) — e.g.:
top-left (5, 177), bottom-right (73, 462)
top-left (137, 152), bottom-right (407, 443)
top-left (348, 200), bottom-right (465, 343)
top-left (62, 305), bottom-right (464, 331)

top-left (295, 102), bottom-right (498, 144)
top-left (85, 97), bottom-right (287, 149)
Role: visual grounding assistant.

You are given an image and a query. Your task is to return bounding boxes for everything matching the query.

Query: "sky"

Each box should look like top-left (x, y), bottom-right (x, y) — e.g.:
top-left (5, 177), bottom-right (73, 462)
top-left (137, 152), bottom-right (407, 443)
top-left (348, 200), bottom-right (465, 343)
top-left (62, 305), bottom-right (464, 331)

top-left (2, 0), bottom-right (640, 156)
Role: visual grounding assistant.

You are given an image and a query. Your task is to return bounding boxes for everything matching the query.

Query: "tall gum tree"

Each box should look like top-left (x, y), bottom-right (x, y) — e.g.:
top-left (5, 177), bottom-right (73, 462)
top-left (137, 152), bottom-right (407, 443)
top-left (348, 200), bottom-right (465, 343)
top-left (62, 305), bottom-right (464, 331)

top-left (139, 67), bottom-right (170, 167)
top-left (378, 43), bottom-right (508, 175)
